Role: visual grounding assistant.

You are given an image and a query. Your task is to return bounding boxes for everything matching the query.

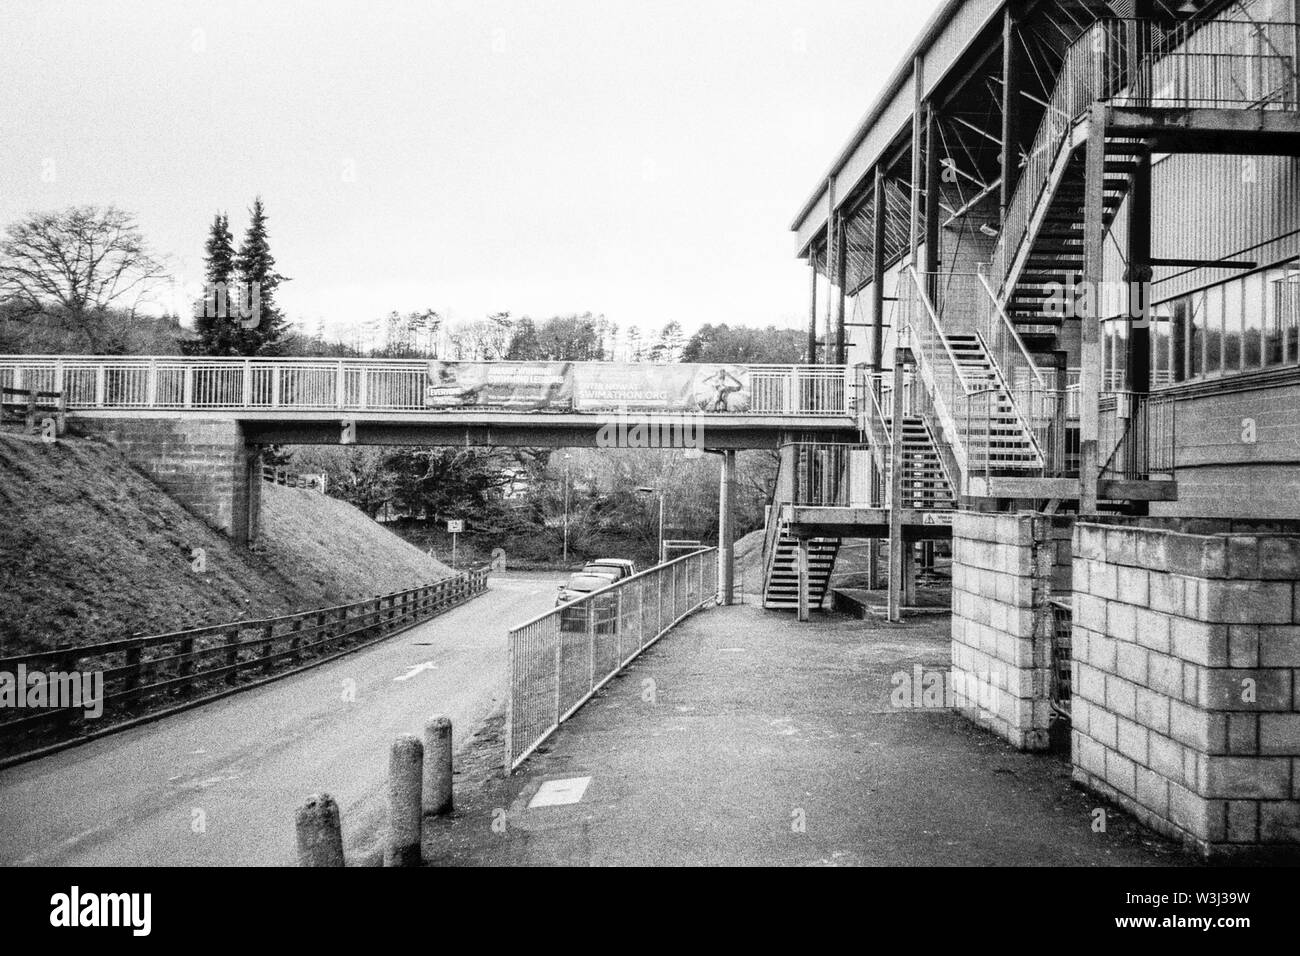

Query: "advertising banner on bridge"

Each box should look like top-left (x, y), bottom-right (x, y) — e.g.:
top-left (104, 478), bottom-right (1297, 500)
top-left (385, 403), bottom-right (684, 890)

top-left (424, 361), bottom-right (573, 410)
top-left (572, 363), bottom-right (751, 413)
top-left (423, 361), bottom-right (752, 413)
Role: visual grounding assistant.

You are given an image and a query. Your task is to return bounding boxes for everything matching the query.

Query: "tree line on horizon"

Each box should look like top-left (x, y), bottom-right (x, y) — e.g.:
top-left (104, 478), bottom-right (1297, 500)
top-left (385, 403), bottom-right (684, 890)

top-left (0, 202), bottom-right (806, 365)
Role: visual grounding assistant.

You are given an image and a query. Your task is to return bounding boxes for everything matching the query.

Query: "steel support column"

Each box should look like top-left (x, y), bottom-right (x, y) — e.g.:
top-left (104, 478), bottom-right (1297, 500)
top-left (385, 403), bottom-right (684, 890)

top-left (1126, 148), bottom-right (1152, 399)
top-left (999, 4), bottom-right (1022, 223)
top-left (807, 259), bottom-right (818, 363)
top-left (834, 213), bottom-right (848, 364)
top-left (924, 103), bottom-right (941, 286)
top-left (824, 176), bottom-right (837, 365)
top-left (887, 352), bottom-right (907, 622)
top-left (796, 536), bottom-right (810, 623)
top-left (908, 57), bottom-right (925, 263)
top-left (1079, 104), bottom-right (1107, 515)
top-left (871, 166), bottom-right (888, 373)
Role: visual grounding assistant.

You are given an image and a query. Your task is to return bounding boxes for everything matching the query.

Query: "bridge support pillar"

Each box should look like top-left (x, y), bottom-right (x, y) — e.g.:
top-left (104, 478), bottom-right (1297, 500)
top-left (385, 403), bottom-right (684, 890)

top-left (74, 417), bottom-right (257, 546)
top-left (238, 444), bottom-right (261, 548)
top-left (718, 449), bottom-right (735, 605)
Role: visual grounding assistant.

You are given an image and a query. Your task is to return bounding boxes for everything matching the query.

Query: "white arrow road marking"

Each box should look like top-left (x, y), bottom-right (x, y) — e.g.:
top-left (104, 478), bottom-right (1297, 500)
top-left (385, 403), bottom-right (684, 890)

top-left (394, 661), bottom-right (439, 682)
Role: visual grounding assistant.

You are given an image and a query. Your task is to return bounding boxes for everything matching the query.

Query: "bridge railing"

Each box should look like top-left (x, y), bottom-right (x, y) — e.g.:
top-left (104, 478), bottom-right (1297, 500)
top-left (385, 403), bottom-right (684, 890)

top-left (505, 548), bottom-right (717, 771)
top-left (0, 568), bottom-right (489, 762)
top-left (0, 357), bottom-right (851, 417)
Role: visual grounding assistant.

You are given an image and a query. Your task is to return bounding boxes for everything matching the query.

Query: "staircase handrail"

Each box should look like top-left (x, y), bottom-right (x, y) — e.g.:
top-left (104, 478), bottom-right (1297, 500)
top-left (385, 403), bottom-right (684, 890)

top-left (905, 266), bottom-right (977, 397)
top-left (863, 372), bottom-right (894, 478)
top-left (976, 271), bottom-right (1048, 389)
top-left (970, 328), bottom-right (1046, 469)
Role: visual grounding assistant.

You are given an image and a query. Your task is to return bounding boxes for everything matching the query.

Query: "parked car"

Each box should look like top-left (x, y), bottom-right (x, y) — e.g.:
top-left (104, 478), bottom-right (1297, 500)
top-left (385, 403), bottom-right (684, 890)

top-left (581, 558), bottom-right (637, 582)
top-left (556, 570), bottom-right (618, 606)
top-left (556, 570), bottom-right (619, 632)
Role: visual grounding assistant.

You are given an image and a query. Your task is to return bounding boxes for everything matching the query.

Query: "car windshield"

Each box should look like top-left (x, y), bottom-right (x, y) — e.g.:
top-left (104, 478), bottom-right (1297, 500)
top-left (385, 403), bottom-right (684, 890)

top-left (584, 563), bottom-right (626, 578)
top-left (566, 573), bottom-right (614, 592)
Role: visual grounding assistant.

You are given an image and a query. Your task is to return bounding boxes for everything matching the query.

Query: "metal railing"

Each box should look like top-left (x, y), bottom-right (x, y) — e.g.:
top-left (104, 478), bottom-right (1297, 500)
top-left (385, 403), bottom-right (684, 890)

top-left (992, 16), bottom-right (1300, 292)
top-left (0, 356), bottom-right (852, 418)
top-left (863, 372), bottom-right (896, 505)
top-left (974, 271), bottom-right (1048, 395)
top-left (505, 548), bottom-right (717, 771)
top-left (900, 269), bottom-right (1094, 481)
top-left (1099, 391), bottom-right (1176, 480)
top-left (900, 268), bottom-right (974, 484)
top-left (785, 442), bottom-right (876, 508)
top-left (0, 568), bottom-right (490, 758)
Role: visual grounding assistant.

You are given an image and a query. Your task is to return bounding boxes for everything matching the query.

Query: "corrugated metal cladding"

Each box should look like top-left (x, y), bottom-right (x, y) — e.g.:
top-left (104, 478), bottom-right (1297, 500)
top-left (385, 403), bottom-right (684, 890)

top-left (1149, 153), bottom-right (1300, 302)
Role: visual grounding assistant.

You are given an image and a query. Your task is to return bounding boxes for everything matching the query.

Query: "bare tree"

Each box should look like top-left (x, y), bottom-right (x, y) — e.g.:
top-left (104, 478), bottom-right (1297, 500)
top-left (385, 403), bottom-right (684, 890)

top-left (447, 311), bottom-right (514, 360)
top-left (0, 205), bottom-right (169, 351)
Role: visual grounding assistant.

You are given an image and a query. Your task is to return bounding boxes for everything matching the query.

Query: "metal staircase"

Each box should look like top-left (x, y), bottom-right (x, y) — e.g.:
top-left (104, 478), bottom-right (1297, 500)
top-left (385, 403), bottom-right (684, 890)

top-left (863, 373), bottom-right (958, 510)
top-left (945, 333), bottom-right (1043, 472)
top-left (892, 417), bottom-right (956, 510)
top-left (900, 268), bottom-right (1048, 490)
top-left (762, 516), bottom-right (841, 610)
top-left (998, 137), bottom-right (1146, 334)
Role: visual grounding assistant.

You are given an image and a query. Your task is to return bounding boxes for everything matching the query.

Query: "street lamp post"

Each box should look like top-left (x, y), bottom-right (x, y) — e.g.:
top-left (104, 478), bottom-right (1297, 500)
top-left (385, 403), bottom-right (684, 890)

top-left (562, 453), bottom-right (571, 565)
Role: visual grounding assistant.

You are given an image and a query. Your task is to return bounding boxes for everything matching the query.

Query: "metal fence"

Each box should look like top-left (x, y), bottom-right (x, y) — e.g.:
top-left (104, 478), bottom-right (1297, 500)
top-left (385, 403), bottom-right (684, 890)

top-left (0, 568), bottom-right (489, 759)
top-left (0, 357), bottom-right (851, 418)
top-left (505, 548), bottom-right (717, 771)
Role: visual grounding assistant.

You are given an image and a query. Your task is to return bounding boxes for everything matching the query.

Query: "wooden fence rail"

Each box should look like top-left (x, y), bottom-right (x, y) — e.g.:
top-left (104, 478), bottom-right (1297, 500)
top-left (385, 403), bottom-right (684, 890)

top-left (0, 387), bottom-right (66, 434)
top-left (0, 567), bottom-right (490, 759)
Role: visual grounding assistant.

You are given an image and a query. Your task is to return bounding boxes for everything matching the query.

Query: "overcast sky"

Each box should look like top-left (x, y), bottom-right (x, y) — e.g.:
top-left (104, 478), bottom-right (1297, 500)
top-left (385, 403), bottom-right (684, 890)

top-left (0, 0), bottom-right (944, 341)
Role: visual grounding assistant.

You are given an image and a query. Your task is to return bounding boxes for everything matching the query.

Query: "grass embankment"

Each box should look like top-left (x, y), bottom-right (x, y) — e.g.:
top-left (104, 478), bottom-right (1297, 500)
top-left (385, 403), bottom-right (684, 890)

top-left (0, 433), bottom-right (451, 655)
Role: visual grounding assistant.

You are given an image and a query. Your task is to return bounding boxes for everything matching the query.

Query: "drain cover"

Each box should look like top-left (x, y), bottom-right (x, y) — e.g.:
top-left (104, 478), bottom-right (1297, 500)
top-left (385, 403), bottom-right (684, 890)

top-left (528, 776), bottom-right (592, 808)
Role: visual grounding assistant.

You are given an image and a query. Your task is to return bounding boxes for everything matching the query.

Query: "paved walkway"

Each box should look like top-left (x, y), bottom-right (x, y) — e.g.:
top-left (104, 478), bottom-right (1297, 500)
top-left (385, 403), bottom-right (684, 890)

top-left (426, 602), bottom-right (1196, 866)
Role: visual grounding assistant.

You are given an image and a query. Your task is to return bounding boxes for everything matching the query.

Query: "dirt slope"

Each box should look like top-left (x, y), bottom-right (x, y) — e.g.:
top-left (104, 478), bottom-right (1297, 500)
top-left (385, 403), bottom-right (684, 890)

top-left (0, 433), bottom-right (450, 655)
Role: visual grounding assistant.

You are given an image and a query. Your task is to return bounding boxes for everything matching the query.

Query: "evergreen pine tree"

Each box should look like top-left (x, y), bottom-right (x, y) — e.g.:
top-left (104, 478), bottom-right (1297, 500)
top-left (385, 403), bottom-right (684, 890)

top-left (189, 212), bottom-right (238, 355)
top-left (234, 196), bottom-right (288, 355)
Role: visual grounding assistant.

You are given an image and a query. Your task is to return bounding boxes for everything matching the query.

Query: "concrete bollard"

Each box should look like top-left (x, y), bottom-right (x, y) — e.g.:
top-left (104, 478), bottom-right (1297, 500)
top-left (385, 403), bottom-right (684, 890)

top-left (422, 715), bottom-right (454, 819)
top-left (296, 793), bottom-right (345, 867)
top-left (385, 733), bottom-right (424, 867)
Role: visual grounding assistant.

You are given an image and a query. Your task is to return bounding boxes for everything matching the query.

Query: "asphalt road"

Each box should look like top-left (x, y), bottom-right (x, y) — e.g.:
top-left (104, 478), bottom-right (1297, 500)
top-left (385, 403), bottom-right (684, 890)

top-left (0, 572), bottom-right (564, 866)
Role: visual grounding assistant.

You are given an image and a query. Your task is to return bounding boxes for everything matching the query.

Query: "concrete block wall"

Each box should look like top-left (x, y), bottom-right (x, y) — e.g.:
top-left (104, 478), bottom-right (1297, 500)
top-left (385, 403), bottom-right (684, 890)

top-left (74, 417), bottom-right (253, 543)
top-left (1150, 381), bottom-right (1300, 521)
top-left (1071, 519), bottom-right (1300, 856)
top-left (950, 512), bottom-right (1073, 751)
